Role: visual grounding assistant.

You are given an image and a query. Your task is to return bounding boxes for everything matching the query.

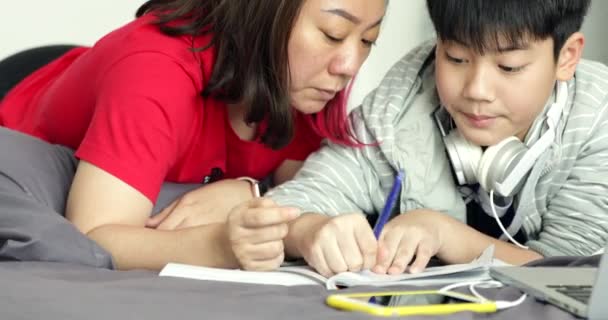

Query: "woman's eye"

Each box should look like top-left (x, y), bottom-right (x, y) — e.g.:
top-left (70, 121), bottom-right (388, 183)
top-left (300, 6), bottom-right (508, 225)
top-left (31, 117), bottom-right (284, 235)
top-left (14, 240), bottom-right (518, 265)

top-left (324, 33), bottom-right (343, 43)
top-left (362, 39), bottom-right (376, 48)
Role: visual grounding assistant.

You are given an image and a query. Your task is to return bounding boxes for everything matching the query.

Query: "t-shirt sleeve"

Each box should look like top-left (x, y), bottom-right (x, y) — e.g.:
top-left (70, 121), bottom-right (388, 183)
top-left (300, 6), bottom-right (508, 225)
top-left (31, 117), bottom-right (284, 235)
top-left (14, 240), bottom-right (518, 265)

top-left (282, 114), bottom-right (323, 161)
top-left (75, 52), bottom-right (200, 202)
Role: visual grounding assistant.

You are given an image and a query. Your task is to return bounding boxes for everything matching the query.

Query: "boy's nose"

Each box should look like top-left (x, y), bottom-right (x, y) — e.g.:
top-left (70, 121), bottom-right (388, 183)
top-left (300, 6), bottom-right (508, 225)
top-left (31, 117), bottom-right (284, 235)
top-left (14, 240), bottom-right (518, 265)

top-left (463, 67), bottom-right (496, 103)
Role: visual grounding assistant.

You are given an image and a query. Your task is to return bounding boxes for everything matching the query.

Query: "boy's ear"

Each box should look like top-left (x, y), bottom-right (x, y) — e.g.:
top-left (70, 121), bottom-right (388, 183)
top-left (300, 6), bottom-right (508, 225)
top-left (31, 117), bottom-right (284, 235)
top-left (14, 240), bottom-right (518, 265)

top-left (555, 32), bottom-right (585, 81)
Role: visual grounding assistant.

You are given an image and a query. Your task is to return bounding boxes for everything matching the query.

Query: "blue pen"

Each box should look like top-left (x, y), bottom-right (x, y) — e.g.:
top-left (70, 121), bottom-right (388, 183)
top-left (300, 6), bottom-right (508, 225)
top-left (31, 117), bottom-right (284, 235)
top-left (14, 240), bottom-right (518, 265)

top-left (373, 170), bottom-right (405, 239)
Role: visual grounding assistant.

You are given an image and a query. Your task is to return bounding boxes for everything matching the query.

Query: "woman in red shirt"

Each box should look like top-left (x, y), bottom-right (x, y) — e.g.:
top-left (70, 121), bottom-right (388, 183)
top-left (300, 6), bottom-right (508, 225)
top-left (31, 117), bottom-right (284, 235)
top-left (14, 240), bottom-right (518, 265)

top-left (0, 0), bottom-right (386, 270)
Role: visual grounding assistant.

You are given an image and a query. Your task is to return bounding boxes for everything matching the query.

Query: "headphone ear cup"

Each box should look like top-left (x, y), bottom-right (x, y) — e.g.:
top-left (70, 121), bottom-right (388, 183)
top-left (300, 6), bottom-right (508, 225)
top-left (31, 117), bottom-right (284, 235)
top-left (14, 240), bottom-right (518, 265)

top-left (477, 136), bottom-right (528, 197)
top-left (444, 130), bottom-right (483, 185)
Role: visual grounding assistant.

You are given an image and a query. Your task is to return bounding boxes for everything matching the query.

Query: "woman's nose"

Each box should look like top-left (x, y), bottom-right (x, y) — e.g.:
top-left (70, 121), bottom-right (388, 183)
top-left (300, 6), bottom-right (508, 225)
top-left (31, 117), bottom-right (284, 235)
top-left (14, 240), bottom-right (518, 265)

top-left (328, 44), bottom-right (368, 79)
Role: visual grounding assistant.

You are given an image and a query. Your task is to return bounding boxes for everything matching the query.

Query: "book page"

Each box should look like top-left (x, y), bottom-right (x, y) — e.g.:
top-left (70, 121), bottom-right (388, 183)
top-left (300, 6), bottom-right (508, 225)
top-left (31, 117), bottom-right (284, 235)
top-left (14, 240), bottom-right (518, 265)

top-left (325, 245), bottom-right (498, 289)
top-left (159, 263), bottom-right (325, 287)
top-left (159, 246), bottom-right (502, 289)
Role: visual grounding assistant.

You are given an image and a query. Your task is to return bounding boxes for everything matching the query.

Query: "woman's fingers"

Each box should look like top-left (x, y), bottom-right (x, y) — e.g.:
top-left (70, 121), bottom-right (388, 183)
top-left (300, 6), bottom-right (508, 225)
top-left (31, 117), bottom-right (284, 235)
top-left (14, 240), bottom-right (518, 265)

top-left (146, 200), bottom-right (178, 228)
top-left (237, 241), bottom-right (286, 271)
top-left (238, 206), bottom-right (299, 228)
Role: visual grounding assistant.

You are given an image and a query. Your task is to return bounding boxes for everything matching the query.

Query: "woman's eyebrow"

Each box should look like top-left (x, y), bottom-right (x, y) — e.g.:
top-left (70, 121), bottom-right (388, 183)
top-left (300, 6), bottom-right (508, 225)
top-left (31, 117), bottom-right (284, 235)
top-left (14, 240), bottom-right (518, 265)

top-left (322, 8), bottom-right (383, 29)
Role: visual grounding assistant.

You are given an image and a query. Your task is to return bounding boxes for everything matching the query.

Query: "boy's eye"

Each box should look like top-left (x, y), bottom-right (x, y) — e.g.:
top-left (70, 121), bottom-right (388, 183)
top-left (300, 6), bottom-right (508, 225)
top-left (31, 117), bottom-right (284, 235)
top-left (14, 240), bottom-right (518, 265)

top-left (499, 65), bottom-right (526, 73)
top-left (445, 52), bottom-right (465, 64)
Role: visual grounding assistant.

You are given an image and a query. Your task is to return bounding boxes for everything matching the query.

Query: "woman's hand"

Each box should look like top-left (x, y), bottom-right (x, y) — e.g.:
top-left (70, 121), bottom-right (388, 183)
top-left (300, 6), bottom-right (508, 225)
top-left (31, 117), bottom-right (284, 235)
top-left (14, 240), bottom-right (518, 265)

top-left (292, 213), bottom-right (378, 277)
top-left (146, 179), bottom-right (254, 230)
top-left (227, 198), bottom-right (299, 271)
top-left (373, 209), bottom-right (450, 275)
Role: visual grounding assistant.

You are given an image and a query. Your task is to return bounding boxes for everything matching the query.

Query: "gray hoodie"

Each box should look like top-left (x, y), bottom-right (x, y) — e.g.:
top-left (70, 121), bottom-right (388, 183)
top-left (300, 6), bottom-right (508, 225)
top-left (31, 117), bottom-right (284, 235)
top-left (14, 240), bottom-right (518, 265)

top-left (268, 40), bottom-right (608, 257)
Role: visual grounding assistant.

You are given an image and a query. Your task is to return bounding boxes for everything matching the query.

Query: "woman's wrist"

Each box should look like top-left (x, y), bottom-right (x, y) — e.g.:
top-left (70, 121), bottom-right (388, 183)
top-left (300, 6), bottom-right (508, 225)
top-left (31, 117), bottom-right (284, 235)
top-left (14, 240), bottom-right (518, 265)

top-left (236, 177), bottom-right (260, 198)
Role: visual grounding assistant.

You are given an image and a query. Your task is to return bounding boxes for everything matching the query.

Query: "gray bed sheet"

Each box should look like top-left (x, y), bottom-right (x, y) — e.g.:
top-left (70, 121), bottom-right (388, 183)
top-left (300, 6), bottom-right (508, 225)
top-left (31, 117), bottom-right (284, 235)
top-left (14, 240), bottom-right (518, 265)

top-left (0, 261), bottom-right (578, 320)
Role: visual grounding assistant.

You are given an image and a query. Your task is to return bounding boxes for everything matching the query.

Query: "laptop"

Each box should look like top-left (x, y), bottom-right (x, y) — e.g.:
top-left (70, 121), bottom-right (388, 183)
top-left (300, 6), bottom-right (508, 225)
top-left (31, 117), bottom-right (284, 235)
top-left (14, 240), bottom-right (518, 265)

top-left (490, 247), bottom-right (608, 319)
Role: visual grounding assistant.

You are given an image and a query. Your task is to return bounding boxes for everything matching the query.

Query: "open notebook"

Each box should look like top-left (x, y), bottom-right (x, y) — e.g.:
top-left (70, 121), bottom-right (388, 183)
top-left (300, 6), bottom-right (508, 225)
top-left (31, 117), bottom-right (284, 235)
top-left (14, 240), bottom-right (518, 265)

top-left (160, 246), bottom-right (503, 289)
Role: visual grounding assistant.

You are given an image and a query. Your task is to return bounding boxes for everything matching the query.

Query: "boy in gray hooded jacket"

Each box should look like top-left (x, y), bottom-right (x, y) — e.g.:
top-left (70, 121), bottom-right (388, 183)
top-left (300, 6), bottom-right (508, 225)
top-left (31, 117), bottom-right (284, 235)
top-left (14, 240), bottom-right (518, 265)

top-left (233, 0), bottom-right (608, 277)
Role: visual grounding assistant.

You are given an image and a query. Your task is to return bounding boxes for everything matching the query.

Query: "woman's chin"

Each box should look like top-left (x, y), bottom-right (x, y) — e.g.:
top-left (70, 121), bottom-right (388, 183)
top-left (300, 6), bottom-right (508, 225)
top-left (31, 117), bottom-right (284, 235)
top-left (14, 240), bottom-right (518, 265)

top-left (292, 100), bottom-right (327, 114)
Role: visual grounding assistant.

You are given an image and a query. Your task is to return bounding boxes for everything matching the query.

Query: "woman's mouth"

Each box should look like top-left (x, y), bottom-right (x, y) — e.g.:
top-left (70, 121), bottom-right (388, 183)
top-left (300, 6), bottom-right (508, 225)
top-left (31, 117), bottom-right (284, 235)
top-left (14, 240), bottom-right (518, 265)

top-left (314, 88), bottom-right (337, 101)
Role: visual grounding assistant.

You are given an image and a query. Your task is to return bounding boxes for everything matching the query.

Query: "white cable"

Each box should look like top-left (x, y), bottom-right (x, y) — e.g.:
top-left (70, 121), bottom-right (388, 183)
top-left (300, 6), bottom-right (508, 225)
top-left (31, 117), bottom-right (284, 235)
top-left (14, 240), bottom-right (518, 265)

top-left (468, 281), bottom-right (528, 309)
top-left (495, 293), bottom-right (528, 309)
top-left (438, 280), bottom-right (485, 295)
top-left (469, 280), bottom-right (503, 301)
top-left (490, 189), bottom-right (529, 249)
top-left (438, 280), bottom-right (527, 310)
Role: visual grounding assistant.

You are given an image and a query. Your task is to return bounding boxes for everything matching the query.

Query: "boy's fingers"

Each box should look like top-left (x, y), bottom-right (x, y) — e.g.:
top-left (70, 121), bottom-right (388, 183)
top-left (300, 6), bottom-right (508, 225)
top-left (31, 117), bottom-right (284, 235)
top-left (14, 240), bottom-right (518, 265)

top-left (354, 224), bottom-right (377, 270)
top-left (374, 231), bottom-right (400, 273)
top-left (322, 240), bottom-right (348, 276)
top-left (387, 238), bottom-right (416, 275)
top-left (337, 234), bottom-right (364, 272)
top-left (408, 243), bottom-right (434, 274)
top-left (372, 244), bottom-right (388, 273)
top-left (307, 248), bottom-right (331, 278)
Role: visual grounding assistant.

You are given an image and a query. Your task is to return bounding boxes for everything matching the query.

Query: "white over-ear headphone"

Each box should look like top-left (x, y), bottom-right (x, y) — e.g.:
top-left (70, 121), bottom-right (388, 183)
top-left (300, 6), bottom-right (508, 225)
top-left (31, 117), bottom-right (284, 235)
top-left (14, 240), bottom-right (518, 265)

top-left (435, 81), bottom-right (568, 198)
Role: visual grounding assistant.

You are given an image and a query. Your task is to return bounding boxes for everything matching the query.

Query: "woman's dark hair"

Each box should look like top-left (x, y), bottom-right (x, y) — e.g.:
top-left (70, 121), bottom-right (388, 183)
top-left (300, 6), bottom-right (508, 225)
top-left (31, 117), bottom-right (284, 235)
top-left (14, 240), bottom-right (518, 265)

top-left (426, 0), bottom-right (591, 60)
top-left (137, 0), bottom-right (359, 149)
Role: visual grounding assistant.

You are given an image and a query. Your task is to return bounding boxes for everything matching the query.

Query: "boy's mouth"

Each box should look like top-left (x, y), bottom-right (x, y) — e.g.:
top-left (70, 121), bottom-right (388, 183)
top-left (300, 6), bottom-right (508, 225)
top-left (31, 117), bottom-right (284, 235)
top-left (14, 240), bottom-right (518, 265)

top-left (462, 112), bottom-right (496, 128)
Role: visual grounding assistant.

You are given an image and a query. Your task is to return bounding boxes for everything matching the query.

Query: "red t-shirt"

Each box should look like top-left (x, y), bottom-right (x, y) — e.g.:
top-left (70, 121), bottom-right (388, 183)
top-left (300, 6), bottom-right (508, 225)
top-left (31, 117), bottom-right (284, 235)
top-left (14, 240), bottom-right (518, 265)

top-left (0, 14), bottom-right (322, 202)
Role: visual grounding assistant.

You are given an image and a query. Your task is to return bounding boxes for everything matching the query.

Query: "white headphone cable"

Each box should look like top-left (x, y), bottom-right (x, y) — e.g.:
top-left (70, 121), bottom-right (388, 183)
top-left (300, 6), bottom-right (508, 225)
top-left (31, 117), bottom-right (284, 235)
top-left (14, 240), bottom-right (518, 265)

top-left (438, 280), bottom-right (527, 310)
top-left (490, 189), bottom-right (529, 250)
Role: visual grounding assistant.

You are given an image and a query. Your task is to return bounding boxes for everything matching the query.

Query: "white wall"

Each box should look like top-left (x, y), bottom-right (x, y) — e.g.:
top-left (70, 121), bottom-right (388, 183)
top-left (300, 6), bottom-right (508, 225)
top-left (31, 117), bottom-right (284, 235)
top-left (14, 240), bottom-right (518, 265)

top-left (0, 0), bottom-right (432, 110)
top-left (0, 0), bottom-right (605, 104)
top-left (348, 0), bottom-right (433, 108)
top-left (0, 0), bottom-right (145, 60)
top-left (582, 0), bottom-right (608, 65)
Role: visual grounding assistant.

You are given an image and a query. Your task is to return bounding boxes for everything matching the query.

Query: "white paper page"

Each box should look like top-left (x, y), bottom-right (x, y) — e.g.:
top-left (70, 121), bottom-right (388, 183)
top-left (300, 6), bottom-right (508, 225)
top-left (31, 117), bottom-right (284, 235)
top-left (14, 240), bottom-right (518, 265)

top-left (159, 263), bottom-right (322, 286)
top-left (326, 245), bottom-right (497, 289)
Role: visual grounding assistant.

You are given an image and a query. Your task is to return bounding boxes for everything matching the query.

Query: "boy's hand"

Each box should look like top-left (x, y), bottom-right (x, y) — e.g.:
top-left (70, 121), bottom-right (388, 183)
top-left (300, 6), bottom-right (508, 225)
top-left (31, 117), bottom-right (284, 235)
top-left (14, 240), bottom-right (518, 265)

top-left (296, 213), bottom-right (377, 277)
top-left (227, 198), bottom-right (299, 271)
top-left (373, 209), bottom-right (449, 275)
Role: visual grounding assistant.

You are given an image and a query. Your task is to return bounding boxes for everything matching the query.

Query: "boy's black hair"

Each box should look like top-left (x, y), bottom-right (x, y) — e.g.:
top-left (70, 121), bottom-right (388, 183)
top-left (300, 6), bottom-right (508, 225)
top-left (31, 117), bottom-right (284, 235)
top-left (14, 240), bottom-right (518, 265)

top-left (426, 0), bottom-right (591, 60)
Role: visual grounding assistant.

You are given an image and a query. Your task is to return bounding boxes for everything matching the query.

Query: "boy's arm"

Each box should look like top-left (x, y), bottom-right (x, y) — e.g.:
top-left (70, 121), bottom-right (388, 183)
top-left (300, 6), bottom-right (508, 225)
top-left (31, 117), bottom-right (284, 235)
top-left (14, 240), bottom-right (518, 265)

top-left (266, 124), bottom-right (377, 218)
top-left (266, 117), bottom-right (381, 260)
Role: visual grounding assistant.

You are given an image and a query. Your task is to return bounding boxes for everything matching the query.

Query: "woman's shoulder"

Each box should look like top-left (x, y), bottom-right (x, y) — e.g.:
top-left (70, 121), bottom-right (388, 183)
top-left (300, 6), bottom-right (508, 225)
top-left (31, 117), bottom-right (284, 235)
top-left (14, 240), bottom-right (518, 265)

top-left (87, 14), bottom-right (216, 88)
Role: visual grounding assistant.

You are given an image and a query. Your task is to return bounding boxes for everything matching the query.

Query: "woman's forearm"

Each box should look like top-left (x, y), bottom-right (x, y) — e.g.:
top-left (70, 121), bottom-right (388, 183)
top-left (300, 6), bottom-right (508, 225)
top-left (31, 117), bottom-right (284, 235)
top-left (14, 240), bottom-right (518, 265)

top-left (87, 223), bottom-right (239, 270)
